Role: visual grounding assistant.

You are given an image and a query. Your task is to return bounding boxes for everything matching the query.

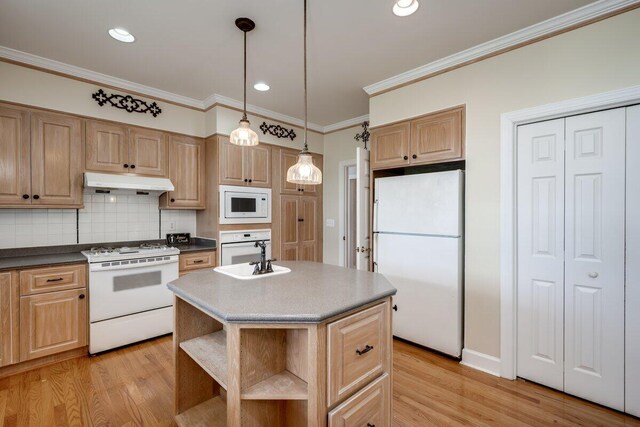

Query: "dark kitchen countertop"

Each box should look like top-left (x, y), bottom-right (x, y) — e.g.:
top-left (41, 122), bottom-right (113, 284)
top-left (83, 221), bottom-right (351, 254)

top-left (170, 237), bottom-right (217, 254)
top-left (0, 252), bottom-right (88, 272)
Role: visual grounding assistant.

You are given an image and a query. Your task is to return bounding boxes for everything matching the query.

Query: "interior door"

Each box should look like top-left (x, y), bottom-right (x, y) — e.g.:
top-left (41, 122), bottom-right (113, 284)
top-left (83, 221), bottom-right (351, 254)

top-left (564, 109), bottom-right (625, 410)
top-left (516, 119), bottom-right (565, 390)
top-left (355, 147), bottom-right (370, 270)
top-left (626, 105), bottom-right (640, 417)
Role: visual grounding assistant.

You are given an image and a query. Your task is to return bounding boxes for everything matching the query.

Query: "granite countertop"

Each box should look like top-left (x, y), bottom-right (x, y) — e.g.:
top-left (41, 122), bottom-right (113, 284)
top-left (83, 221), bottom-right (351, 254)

top-left (170, 237), bottom-right (216, 253)
top-left (167, 261), bottom-right (397, 323)
top-left (0, 252), bottom-right (88, 271)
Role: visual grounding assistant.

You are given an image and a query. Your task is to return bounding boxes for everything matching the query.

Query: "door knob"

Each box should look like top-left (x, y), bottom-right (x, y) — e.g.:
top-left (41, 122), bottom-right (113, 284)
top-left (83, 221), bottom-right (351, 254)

top-left (588, 272), bottom-right (599, 278)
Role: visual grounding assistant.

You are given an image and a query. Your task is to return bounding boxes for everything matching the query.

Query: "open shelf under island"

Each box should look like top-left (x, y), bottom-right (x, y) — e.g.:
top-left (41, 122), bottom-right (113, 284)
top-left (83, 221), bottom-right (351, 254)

top-left (168, 261), bottom-right (396, 427)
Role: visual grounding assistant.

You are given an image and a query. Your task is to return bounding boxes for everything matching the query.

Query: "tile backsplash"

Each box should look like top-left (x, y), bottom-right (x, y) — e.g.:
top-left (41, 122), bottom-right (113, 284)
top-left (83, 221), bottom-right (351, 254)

top-left (0, 191), bottom-right (197, 249)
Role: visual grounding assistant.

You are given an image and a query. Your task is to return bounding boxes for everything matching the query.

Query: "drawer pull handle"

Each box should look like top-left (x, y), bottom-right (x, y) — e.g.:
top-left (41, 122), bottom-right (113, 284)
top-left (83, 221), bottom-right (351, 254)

top-left (193, 259), bottom-right (204, 264)
top-left (356, 345), bottom-right (374, 356)
top-left (47, 277), bottom-right (64, 282)
top-left (368, 424), bottom-right (376, 427)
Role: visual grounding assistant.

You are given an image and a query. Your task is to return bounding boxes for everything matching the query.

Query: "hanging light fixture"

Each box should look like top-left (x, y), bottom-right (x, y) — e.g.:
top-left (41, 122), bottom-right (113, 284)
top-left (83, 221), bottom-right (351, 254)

top-left (230, 18), bottom-right (259, 146)
top-left (287, 0), bottom-right (322, 186)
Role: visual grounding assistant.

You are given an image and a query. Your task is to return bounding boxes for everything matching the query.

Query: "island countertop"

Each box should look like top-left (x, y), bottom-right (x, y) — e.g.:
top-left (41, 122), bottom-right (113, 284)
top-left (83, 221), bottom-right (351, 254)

top-left (167, 261), bottom-right (396, 323)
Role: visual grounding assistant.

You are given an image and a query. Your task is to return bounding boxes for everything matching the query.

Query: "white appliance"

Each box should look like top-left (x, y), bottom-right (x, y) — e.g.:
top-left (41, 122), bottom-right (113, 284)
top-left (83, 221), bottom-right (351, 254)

top-left (219, 185), bottom-right (271, 224)
top-left (84, 172), bottom-right (174, 193)
top-left (219, 229), bottom-right (271, 266)
top-left (82, 243), bottom-right (179, 354)
top-left (373, 171), bottom-right (464, 357)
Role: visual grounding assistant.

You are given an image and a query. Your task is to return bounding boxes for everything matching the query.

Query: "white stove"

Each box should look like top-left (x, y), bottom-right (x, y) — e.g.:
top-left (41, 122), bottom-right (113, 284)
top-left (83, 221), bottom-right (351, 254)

top-left (82, 243), bottom-right (179, 354)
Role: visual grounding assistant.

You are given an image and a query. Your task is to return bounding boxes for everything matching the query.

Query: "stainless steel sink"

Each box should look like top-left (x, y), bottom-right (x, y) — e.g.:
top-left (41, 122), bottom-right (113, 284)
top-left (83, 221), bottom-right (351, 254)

top-left (214, 263), bottom-right (291, 281)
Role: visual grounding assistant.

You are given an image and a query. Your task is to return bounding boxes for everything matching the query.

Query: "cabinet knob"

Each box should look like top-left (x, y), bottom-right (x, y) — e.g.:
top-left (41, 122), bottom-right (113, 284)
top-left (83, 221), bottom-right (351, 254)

top-left (22, 194), bottom-right (29, 199)
top-left (393, 304), bottom-right (398, 311)
top-left (130, 164), bottom-right (136, 169)
top-left (79, 294), bottom-right (85, 299)
top-left (244, 179), bottom-right (248, 182)
top-left (298, 218), bottom-right (304, 222)
top-left (170, 198), bottom-right (176, 203)
top-left (248, 179), bottom-right (252, 183)
top-left (403, 155), bottom-right (408, 160)
top-left (588, 272), bottom-right (599, 278)
top-left (123, 164), bottom-right (129, 168)
top-left (412, 154), bottom-right (417, 159)
top-left (33, 195), bottom-right (40, 200)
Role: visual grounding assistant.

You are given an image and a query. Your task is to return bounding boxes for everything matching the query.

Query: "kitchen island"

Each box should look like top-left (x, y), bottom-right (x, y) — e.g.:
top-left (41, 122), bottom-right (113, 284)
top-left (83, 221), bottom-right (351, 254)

top-left (168, 261), bottom-right (396, 427)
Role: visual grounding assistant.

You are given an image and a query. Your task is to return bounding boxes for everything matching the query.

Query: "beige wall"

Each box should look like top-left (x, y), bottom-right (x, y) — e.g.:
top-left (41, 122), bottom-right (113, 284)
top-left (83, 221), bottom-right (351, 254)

top-left (0, 61), bottom-right (206, 136)
top-left (322, 126), bottom-right (365, 265)
top-left (369, 9), bottom-right (640, 358)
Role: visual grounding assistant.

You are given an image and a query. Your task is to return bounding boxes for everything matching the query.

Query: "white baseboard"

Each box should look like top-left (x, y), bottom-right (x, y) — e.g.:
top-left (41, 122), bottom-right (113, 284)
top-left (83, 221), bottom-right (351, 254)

top-left (460, 348), bottom-right (501, 377)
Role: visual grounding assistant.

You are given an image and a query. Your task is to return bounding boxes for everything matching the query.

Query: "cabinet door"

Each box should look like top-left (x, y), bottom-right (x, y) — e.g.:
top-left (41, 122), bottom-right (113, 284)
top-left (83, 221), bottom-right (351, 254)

top-left (129, 127), bottom-right (168, 176)
top-left (370, 122), bottom-right (410, 170)
top-left (280, 195), bottom-right (300, 260)
top-left (0, 106), bottom-right (31, 205)
top-left (246, 144), bottom-right (271, 187)
top-left (20, 288), bottom-right (87, 361)
top-left (166, 135), bottom-right (205, 209)
top-left (85, 120), bottom-right (129, 173)
top-left (30, 112), bottom-right (83, 206)
top-left (280, 149), bottom-right (300, 194)
top-left (299, 196), bottom-right (318, 261)
top-left (0, 272), bottom-right (19, 367)
top-left (219, 139), bottom-right (246, 186)
top-left (410, 108), bottom-right (463, 164)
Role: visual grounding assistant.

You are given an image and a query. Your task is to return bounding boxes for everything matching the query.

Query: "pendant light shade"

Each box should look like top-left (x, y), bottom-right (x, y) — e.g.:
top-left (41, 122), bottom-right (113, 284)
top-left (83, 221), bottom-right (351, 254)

top-left (230, 18), bottom-right (259, 147)
top-left (287, 0), bottom-right (322, 185)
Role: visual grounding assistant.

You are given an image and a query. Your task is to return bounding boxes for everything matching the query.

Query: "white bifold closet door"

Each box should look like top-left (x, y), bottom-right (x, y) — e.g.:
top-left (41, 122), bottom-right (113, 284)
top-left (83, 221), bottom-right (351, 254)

top-left (517, 108), bottom-right (626, 411)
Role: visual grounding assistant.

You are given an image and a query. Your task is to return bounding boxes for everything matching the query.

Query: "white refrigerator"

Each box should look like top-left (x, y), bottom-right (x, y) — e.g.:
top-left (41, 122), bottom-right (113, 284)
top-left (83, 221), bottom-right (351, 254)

top-left (373, 171), bottom-right (463, 357)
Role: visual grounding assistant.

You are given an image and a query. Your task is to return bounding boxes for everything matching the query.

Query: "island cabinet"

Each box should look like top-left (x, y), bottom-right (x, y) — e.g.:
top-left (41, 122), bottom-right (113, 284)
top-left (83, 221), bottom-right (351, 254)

top-left (370, 105), bottom-right (465, 170)
top-left (170, 262), bottom-right (395, 427)
top-left (0, 105), bottom-right (83, 208)
top-left (219, 138), bottom-right (272, 188)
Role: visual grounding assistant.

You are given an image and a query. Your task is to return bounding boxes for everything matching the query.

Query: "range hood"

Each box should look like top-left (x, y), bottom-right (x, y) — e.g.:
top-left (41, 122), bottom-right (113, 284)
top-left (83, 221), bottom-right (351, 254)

top-left (84, 172), bottom-right (174, 194)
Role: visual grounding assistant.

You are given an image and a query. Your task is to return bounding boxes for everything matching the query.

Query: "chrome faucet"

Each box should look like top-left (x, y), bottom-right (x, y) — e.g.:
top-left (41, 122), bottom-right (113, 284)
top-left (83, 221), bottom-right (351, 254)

top-left (250, 240), bottom-right (276, 275)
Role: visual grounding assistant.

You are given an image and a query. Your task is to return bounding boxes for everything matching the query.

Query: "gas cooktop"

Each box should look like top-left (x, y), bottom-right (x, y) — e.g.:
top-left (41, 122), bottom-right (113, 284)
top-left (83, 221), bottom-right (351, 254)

top-left (81, 243), bottom-right (179, 263)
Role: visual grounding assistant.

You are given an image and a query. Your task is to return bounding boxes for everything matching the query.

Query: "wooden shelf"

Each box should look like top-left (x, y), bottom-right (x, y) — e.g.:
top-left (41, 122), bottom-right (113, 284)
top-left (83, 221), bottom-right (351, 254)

top-left (241, 370), bottom-right (308, 400)
top-left (180, 330), bottom-right (228, 389)
top-left (175, 396), bottom-right (226, 427)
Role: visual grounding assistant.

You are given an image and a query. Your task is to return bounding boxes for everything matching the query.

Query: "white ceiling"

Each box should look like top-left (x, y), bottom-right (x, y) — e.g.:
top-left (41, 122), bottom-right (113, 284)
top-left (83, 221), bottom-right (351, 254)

top-left (0, 0), bottom-right (596, 126)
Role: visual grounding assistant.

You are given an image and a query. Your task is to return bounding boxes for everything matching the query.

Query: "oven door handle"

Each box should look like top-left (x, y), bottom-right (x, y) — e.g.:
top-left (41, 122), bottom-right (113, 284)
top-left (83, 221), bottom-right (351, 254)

top-left (89, 256), bottom-right (179, 272)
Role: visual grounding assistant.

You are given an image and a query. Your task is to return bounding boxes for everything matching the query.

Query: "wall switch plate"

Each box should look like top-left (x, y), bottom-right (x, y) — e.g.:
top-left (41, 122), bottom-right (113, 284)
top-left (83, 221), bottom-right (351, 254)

top-left (326, 219), bottom-right (335, 227)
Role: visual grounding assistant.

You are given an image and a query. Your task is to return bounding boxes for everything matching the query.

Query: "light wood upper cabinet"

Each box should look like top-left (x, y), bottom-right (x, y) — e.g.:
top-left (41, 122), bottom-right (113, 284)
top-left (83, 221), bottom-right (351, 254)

top-left (0, 272), bottom-right (19, 368)
top-left (219, 139), bottom-right (272, 188)
top-left (20, 288), bottom-right (87, 361)
top-left (160, 135), bottom-right (205, 209)
top-left (0, 106), bottom-right (30, 205)
top-left (370, 106), bottom-right (465, 170)
top-left (30, 112), bottom-right (83, 207)
top-left (370, 122), bottom-right (410, 170)
top-left (245, 144), bottom-right (271, 188)
top-left (410, 107), bottom-right (463, 164)
top-left (129, 127), bottom-right (167, 176)
top-left (85, 120), bottom-right (129, 173)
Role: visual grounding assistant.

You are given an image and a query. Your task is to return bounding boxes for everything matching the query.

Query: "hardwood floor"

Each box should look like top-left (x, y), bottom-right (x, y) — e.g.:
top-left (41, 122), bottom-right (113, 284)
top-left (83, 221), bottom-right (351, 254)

top-left (0, 336), bottom-right (637, 426)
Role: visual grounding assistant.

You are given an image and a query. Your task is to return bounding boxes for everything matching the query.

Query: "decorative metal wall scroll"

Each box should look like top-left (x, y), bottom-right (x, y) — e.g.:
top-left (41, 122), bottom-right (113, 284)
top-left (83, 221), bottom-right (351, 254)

top-left (259, 121), bottom-right (296, 141)
top-left (354, 121), bottom-right (370, 149)
top-left (92, 89), bottom-right (162, 117)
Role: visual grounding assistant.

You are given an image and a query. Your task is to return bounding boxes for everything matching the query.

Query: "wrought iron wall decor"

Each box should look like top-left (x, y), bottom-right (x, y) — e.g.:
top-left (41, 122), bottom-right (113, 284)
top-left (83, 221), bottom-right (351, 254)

top-left (259, 121), bottom-right (297, 141)
top-left (354, 121), bottom-right (370, 149)
top-left (92, 89), bottom-right (162, 117)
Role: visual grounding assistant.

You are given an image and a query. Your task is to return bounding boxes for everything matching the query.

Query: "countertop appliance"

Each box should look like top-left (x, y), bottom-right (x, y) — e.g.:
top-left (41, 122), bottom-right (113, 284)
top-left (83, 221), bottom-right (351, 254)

top-left (219, 229), bottom-right (271, 266)
top-left (81, 243), bottom-right (179, 354)
top-left (373, 170), bottom-right (464, 357)
top-left (219, 185), bottom-right (271, 224)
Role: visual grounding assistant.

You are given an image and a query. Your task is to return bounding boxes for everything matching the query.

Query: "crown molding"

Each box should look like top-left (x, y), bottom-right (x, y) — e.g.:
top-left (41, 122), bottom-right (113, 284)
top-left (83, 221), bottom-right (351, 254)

top-left (323, 114), bottom-right (369, 134)
top-left (364, 0), bottom-right (640, 96)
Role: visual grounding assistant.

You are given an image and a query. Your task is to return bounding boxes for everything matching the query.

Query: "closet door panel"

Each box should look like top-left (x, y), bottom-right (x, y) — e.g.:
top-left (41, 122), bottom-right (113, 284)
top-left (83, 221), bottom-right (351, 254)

top-left (516, 119), bottom-right (565, 390)
top-left (564, 109), bottom-right (625, 411)
top-left (626, 105), bottom-right (640, 417)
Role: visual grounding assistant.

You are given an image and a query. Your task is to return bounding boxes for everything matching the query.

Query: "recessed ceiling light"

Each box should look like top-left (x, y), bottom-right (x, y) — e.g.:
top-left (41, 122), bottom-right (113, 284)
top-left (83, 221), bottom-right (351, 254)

top-left (108, 28), bottom-right (135, 43)
top-left (393, 0), bottom-right (419, 16)
top-left (254, 82), bottom-right (270, 92)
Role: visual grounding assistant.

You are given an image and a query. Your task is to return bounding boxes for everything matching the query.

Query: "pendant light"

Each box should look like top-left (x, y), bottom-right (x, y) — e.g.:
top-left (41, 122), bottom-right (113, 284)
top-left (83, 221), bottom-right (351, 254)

top-left (230, 18), bottom-right (259, 147)
top-left (287, 0), bottom-right (322, 185)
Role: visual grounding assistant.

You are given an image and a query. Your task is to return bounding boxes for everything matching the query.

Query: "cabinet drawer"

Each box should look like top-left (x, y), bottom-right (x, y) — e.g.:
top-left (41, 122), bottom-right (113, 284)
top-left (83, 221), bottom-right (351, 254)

top-left (20, 264), bottom-right (86, 296)
top-left (179, 251), bottom-right (216, 272)
top-left (327, 301), bottom-right (390, 406)
top-left (329, 373), bottom-right (390, 427)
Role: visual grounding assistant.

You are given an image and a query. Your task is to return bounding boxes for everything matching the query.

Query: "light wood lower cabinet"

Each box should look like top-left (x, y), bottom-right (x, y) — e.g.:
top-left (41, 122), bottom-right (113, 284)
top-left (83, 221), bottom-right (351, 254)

top-left (328, 373), bottom-right (390, 427)
top-left (179, 251), bottom-right (216, 276)
top-left (19, 264), bottom-right (86, 296)
top-left (0, 272), bottom-right (19, 367)
top-left (20, 288), bottom-right (87, 361)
